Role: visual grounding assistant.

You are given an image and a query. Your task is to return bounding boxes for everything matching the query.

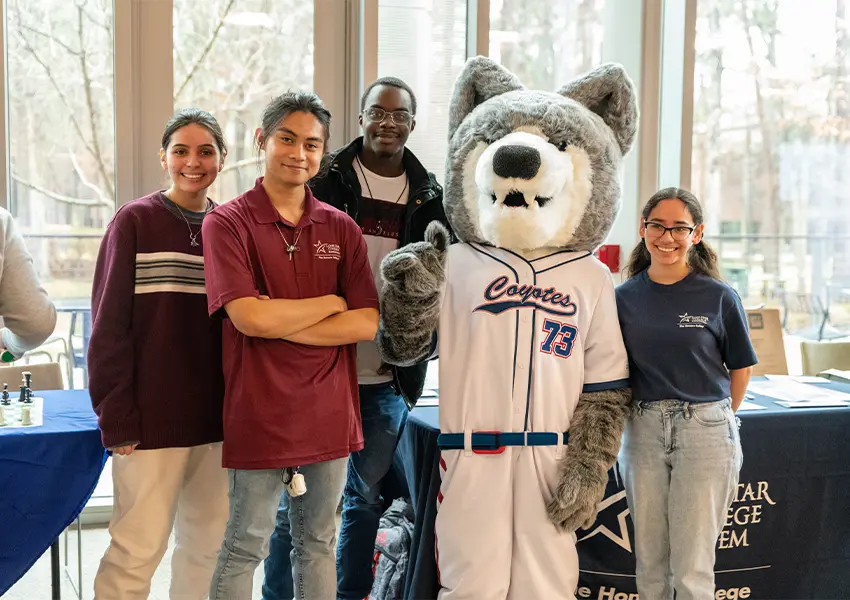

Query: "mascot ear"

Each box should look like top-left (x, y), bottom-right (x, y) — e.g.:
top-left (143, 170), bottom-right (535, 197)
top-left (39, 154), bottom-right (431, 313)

top-left (449, 56), bottom-right (525, 141)
top-left (558, 63), bottom-right (638, 155)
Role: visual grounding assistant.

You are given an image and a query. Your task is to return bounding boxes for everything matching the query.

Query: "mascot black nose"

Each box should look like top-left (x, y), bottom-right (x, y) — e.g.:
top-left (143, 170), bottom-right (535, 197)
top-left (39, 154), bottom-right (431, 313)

top-left (492, 145), bottom-right (541, 180)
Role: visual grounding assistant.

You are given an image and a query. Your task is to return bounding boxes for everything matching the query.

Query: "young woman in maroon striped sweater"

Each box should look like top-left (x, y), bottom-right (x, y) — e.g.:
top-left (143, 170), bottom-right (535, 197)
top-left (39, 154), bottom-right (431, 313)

top-left (88, 108), bottom-right (229, 600)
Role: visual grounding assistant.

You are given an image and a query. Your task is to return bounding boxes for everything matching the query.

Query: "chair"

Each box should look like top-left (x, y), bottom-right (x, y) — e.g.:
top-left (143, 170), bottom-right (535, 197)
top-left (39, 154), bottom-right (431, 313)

top-left (799, 341), bottom-right (850, 376)
top-left (781, 292), bottom-right (848, 341)
top-left (0, 362), bottom-right (64, 391)
top-left (21, 335), bottom-right (72, 386)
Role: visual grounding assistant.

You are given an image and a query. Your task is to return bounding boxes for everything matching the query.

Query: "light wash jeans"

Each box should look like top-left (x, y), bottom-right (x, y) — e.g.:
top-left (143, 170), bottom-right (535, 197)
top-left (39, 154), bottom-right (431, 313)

top-left (209, 457), bottom-right (348, 600)
top-left (263, 383), bottom-right (408, 600)
top-left (618, 398), bottom-right (742, 600)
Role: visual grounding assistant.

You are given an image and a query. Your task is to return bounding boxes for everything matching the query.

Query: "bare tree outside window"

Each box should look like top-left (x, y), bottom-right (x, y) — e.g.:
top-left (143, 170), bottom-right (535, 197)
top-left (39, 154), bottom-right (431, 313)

top-left (490, 0), bottom-right (605, 92)
top-left (692, 0), bottom-right (850, 333)
top-left (6, 0), bottom-right (116, 300)
top-left (173, 0), bottom-right (315, 203)
top-left (4, 0), bottom-right (315, 300)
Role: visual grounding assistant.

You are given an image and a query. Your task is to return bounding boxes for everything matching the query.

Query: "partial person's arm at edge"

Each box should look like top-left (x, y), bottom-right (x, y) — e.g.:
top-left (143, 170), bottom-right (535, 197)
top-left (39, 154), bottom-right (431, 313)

top-left (729, 366), bottom-right (753, 412)
top-left (224, 294), bottom-right (347, 339)
top-left (0, 209), bottom-right (57, 355)
top-left (283, 308), bottom-right (379, 346)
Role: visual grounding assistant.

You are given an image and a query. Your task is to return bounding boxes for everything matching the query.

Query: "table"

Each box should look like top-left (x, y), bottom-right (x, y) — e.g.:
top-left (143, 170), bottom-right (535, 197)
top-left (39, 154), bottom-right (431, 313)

top-left (397, 381), bottom-right (850, 599)
top-left (0, 390), bottom-right (107, 597)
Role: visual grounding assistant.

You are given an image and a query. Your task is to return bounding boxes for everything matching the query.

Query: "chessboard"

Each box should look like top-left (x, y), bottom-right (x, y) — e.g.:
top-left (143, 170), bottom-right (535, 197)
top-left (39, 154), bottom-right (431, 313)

top-left (0, 396), bottom-right (44, 428)
top-left (0, 371), bottom-right (44, 428)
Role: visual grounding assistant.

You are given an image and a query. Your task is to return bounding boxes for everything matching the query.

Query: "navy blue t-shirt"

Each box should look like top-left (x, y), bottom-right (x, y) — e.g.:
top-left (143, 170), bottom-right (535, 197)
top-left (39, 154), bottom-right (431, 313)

top-left (615, 270), bottom-right (758, 403)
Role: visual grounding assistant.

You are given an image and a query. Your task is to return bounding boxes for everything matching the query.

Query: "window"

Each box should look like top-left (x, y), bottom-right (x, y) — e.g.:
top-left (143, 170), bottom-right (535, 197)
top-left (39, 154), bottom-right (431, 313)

top-left (692, 0), bottom-right (850, 332)
top-left (5, 0), bottom-right (116, 301)
top-left (173, 0), bottom-right (316, 203)
top-left (377, 0), bottom-right (468, 184)
top-left (489, 0), bottom-right (605, 91)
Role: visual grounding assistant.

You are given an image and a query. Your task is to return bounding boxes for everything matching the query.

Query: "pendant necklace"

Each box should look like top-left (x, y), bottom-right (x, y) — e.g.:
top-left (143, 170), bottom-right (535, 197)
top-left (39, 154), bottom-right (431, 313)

top-left (356, 157), bottom-right (408, 204)
top-left (274, 222), bottom-right (303, 260)
top-left (169, 193), bottom-right (211, 247)
top-left (356, 157), bottom-right (407, 237)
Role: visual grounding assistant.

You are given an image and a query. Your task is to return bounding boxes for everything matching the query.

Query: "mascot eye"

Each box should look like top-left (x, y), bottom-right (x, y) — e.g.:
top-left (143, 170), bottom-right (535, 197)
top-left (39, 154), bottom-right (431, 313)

top-left (552, 140), bottom-right (568, 152)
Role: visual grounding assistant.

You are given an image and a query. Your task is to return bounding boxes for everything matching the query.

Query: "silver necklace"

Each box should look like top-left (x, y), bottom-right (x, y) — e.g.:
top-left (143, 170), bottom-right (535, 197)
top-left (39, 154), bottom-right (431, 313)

top-left (274, 222), bottom-right (303, 260)
top-left (167, 193), bottom-right (211, 247)
top-left (176, 209), bottom-right (201, 247)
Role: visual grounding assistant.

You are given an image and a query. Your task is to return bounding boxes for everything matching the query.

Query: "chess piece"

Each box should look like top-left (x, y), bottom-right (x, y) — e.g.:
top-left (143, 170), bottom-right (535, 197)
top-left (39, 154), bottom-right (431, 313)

top-left (22, 372), bottom-right (33, 404)
top-left (18, 382), bottom-right (26, 403)
top-left (21, 406), bottom-right (32, 426)
top-left (1, 383), bottom-right (9, 406)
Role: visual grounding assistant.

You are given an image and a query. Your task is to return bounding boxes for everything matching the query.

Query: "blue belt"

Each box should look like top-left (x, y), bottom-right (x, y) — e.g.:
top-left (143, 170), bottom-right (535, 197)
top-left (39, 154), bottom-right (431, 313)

top-left (437, 431), bottom-right (570, 453)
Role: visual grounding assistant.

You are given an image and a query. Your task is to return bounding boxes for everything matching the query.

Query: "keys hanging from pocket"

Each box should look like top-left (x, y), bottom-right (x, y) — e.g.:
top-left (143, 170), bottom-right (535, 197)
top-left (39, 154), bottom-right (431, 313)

top-left (284, 466), bottom-right (307, 497)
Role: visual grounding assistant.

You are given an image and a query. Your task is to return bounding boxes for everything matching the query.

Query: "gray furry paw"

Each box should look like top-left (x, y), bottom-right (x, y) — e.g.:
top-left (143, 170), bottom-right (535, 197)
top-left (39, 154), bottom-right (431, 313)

top-left (377, 221), bottom-right (449, 366)
top-left (381, 221), bottom-right (449, 295)
top-left (546, 456), bottom-right (609, 532)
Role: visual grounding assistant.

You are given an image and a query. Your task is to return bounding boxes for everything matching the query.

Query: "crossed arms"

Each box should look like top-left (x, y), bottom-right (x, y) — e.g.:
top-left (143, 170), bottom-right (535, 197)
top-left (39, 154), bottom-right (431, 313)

top-left (224, 295), bottom-right (379, 346)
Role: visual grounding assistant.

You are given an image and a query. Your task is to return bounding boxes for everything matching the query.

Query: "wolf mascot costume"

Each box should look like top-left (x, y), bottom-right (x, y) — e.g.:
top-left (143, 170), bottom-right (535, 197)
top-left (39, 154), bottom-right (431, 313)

top-left (377, 57), bottom-right (638, 599)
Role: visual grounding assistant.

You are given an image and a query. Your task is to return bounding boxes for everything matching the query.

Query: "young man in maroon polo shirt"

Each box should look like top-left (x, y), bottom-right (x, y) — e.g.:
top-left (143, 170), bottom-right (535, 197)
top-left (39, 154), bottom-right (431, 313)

top-left (203, 92), bottom-right (379, 600)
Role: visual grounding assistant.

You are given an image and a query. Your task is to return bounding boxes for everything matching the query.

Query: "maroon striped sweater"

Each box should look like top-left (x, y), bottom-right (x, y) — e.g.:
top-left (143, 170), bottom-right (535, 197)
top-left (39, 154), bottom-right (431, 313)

top-left (87, 192), bottom-right (224, 449)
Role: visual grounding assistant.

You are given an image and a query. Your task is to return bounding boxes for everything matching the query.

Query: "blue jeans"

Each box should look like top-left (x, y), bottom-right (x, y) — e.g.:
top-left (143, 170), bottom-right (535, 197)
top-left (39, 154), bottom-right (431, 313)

top-left (263, 383), bottom-right (408, 600)
top-left (209, 458), bottom-right (348, 600)
top-left (618, 399), bottom-right (742, 600)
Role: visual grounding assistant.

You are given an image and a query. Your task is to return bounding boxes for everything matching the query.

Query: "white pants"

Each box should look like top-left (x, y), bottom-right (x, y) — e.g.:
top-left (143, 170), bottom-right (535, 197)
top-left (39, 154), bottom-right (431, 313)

top-left (436, 445), bottom-right (579, 600)
top-left (93, 443), bottom-right (229, 600)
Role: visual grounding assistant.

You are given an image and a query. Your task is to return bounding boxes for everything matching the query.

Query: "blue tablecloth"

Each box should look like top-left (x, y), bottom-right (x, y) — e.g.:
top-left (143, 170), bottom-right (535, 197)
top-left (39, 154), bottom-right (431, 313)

top-left (397, 380), bottom-right (850, 599)
top-left (0, 390), bottom-right (107, 595)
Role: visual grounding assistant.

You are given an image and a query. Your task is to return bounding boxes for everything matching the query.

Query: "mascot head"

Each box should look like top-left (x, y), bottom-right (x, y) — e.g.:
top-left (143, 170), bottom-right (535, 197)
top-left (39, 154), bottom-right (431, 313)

top-left (444, 57), bottom-right (638, 252)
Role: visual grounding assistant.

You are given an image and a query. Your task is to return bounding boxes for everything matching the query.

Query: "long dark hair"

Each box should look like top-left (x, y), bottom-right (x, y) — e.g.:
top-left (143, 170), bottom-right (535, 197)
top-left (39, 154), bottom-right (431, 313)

top-left (161, 108), bottom-right (227, 155)
top-left (624, 187), bottom-right (721, 280)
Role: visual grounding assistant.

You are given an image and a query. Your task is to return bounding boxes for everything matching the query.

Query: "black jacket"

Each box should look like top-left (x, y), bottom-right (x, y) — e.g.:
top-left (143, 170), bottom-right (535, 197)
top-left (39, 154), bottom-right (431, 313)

top-left (308, 137), bottom-right (449, 407)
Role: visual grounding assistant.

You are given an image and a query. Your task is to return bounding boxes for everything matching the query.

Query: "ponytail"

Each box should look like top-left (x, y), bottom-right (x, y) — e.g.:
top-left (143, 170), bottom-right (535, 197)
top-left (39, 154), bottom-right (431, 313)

top-left (623, 239), bottom-right (651, 279)
top-left (687, 240), bottom-right (721, 280)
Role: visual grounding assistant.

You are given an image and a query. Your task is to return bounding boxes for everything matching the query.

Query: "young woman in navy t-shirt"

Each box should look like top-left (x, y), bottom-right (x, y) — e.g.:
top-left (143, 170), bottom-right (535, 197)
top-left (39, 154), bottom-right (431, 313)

top-left (615, 187), bottom-right (757, 600)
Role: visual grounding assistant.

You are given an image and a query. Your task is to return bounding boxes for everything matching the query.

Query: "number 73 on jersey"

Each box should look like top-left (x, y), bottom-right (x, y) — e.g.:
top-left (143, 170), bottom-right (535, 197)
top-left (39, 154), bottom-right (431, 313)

top-left (540, 318), bottom-right (578, 359)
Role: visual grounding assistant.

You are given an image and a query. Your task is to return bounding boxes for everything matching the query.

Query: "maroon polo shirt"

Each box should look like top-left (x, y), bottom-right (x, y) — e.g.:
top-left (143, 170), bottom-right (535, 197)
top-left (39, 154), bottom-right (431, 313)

top-left (202, 178), bottom-right (378, 469)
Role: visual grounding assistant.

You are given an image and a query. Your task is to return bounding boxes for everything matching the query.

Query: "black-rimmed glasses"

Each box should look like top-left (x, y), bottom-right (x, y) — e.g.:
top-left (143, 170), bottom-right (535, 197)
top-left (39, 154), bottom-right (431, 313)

top-left (362, 107), bottom-right (414, 126)
top-left (643, 221), bottom-right (696, 241)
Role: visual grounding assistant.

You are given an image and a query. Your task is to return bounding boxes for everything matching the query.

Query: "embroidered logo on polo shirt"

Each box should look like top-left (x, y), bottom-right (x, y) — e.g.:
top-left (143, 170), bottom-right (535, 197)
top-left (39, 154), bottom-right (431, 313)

top-left (314, 240), bottom-right (341, 260)
top-left (678, 312), bottom-right (709, 328)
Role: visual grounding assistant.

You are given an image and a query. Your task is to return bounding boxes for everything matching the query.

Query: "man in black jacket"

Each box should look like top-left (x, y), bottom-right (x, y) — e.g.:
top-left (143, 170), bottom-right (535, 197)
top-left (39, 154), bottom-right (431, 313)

top-left (262, 77), bottom-right (448, 600)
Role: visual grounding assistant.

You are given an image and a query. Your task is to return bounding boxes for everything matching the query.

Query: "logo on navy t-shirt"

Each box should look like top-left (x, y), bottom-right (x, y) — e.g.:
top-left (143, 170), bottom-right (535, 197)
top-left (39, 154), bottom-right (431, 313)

top-left (678, 312), bottom-right (709, 328)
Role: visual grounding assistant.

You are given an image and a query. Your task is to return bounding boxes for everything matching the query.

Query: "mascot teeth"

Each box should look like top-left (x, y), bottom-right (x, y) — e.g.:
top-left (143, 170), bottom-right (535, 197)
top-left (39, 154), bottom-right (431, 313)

top-left (490, 191), bottom-right (553, 208)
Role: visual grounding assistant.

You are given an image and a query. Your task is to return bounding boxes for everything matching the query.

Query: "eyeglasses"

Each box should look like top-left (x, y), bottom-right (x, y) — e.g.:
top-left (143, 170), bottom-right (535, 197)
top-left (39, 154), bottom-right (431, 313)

top-left (643, 221), bottom-right (696, 241)
top-left (362, 107), bottom-right (414, 126)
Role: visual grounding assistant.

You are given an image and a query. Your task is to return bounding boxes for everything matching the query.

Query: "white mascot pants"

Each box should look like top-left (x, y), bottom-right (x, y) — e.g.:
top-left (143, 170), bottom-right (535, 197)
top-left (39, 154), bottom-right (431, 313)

top-left (435, 444), bottom-right (579, 600)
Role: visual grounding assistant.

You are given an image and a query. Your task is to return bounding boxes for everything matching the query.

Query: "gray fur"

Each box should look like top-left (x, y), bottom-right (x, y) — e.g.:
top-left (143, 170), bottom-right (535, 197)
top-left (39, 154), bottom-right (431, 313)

top-left (376, 222), bottom-right (449, 366)
top-left (547, 388), bottom-right (632, 531)
top-left (444, 57), bottom-right (637, 252)
top-left (558, 63), bottom-right (638, 156)
top-left (448, 56), bottom-right (525, 141)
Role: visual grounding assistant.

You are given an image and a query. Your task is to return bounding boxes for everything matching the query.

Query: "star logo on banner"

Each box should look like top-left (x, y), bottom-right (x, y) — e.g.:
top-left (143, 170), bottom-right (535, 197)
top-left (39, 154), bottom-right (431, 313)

top-left (576, 490), bottom-right (633, 553)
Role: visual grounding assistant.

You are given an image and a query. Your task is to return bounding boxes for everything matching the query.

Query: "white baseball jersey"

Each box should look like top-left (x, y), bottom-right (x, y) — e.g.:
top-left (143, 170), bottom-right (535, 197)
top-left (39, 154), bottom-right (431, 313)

top-left (437, 242), bottom-right (629, 437)
top-left (434, 242), bottom-right (630, 599)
